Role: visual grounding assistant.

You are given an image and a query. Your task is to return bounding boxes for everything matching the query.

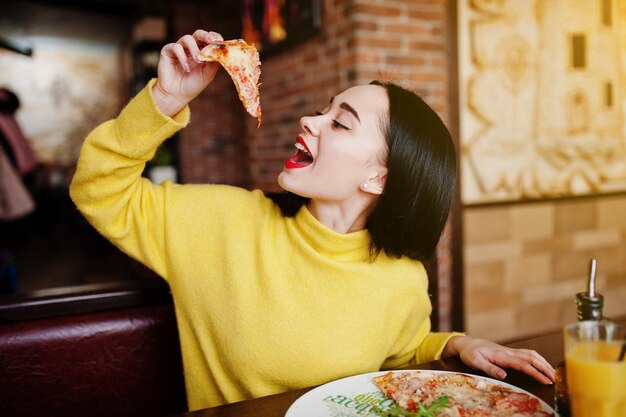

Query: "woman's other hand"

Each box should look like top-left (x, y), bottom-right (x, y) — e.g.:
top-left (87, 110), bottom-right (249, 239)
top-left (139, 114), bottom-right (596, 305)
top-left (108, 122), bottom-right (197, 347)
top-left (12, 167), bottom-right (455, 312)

top-left (443, 336), bottom-right (556, 385)
top-left (152, 30), bottom-right (224, 117)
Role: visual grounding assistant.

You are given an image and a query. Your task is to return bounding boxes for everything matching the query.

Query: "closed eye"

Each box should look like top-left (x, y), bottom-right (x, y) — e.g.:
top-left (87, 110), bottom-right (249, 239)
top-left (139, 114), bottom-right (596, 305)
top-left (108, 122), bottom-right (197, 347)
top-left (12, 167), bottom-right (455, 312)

top-left (332, 120), bottom-right (349, 130)
top-left (315, 111), bottom-right (350, 131)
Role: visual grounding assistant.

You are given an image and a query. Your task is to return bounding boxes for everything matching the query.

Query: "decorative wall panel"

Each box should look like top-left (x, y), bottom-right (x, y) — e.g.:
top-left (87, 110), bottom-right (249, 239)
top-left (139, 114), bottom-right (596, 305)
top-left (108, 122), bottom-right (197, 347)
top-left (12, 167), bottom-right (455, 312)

top-left (458, 0), bottom-right (626, 204)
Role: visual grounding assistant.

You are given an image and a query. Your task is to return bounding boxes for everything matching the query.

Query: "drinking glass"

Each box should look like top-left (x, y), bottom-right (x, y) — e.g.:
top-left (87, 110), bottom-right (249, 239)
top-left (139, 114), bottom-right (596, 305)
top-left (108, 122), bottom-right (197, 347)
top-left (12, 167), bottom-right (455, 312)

top-left (564, 321), bottom-right (626, 417)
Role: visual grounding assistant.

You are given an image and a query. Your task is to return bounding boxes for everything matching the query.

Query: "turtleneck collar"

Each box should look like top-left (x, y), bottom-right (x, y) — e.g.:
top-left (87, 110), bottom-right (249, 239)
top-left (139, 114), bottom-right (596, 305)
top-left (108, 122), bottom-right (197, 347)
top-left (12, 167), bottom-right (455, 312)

top-left (289, 205), bottom-right (372, 262)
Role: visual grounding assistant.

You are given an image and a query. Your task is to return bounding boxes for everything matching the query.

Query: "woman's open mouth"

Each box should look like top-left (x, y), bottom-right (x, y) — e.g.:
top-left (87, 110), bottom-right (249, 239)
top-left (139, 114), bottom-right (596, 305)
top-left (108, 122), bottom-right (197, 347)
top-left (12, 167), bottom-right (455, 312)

top-left (284, 136), bottom-right (314, 169)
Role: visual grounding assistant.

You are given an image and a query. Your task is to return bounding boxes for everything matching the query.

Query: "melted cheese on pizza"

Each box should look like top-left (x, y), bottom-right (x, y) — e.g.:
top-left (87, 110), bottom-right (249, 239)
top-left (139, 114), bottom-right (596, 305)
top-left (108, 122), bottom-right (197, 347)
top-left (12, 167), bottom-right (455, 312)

top-left (373, 371), bottom-right (554, 417)
top-left (198, 39), bottom-right (262, 127)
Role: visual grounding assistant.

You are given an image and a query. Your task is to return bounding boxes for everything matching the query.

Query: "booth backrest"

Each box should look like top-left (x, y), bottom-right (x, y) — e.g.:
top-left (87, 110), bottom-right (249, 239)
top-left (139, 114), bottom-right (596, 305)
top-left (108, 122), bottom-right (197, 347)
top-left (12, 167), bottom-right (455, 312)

top-left (0, 281), bottom-right (187, 417)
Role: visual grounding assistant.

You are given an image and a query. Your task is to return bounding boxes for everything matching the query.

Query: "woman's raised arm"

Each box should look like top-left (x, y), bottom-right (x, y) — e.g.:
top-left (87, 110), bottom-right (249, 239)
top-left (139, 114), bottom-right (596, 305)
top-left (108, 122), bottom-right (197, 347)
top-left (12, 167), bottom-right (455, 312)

top-left (69, 29), bottom-right (224, 280)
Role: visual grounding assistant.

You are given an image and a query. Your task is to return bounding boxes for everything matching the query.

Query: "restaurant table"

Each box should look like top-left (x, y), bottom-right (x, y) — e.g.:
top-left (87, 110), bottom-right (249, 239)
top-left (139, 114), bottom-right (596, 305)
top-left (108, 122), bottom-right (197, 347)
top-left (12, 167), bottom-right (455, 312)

top-left (171, 317), bottom-right (626, 417)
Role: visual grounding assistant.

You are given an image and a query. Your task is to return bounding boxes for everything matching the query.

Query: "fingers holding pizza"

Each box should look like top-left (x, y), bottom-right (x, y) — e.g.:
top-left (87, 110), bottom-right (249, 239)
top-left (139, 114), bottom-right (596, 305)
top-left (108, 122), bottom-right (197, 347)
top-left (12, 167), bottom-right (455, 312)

top-left (152, 29), bottom-right (262, 127)
top-left (443, 336), bottom-right (556, 385)
top-left (152, 30), bottom-right (225, 117)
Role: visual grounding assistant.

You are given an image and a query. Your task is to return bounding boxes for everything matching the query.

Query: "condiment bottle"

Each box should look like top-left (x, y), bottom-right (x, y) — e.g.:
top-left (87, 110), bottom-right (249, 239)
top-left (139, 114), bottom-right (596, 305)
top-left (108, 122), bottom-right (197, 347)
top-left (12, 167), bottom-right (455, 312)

top-left (554, 259), bottom-right (604, 417)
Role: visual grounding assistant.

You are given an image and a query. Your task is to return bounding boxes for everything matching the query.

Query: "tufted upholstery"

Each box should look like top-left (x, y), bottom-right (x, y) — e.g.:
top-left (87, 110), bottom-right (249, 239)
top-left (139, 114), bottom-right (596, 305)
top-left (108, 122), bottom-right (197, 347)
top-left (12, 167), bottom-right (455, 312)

top-left (0, 301), bottom-right (187, 417)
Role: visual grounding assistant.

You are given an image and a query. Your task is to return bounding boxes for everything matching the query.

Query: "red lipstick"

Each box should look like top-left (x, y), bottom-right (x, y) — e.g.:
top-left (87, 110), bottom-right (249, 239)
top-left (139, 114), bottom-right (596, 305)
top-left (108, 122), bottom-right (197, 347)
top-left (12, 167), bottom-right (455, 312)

top-left (284, 135), bottom-right (314, 169)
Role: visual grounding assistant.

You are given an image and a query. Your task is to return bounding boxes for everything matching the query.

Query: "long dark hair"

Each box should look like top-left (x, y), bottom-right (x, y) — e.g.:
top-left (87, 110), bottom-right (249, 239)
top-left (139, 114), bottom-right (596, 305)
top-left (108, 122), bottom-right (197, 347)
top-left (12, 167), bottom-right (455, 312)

top-left (268, 81), bottom-right (456, 262)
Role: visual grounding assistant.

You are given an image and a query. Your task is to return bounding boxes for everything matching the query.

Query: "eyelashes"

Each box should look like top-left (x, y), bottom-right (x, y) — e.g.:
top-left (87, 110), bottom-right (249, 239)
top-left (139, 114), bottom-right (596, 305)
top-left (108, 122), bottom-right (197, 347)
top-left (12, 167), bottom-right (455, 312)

top-left (332, 120), bottom-right (349, 130)
top-left (314, 111), bottom-right (350, 130)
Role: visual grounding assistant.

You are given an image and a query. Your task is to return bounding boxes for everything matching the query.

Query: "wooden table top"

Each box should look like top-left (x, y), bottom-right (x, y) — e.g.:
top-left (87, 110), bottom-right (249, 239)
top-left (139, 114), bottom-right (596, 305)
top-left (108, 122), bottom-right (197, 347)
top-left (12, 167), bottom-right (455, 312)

top-left (172, 330), bottom-right (567, 417)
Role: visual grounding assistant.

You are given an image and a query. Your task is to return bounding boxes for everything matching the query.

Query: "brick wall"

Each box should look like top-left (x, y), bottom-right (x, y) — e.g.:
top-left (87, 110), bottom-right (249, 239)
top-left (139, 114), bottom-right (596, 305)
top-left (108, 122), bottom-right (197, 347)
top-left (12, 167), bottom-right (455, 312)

top-left (169, 0), bottom-right (457, 330)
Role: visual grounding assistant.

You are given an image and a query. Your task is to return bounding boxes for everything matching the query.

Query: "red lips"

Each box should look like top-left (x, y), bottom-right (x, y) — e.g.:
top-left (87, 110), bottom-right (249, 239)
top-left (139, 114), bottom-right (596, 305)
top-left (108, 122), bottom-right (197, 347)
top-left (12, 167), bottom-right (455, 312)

top-left (284, 136), bottom-right (313, 169)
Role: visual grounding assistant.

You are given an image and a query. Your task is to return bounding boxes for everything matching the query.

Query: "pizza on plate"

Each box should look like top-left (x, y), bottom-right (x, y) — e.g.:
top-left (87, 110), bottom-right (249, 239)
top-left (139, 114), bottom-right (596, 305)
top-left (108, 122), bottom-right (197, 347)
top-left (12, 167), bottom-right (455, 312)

top-left (373, 371), bottom-right (554, 417)
top-left (198, 39), bottom-right (262, 127)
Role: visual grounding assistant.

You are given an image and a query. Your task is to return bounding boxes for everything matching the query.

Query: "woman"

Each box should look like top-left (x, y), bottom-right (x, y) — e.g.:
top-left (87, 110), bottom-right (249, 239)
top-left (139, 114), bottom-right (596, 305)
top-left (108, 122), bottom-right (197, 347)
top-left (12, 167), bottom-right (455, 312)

top-left (70, 30), bottom-right (554, 411)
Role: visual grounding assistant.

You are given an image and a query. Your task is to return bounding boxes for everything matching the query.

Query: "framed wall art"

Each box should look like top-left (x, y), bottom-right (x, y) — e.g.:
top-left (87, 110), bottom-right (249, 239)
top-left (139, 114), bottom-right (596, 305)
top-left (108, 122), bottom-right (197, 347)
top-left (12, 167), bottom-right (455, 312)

top-left (240, 0), bottom-right (322, 56)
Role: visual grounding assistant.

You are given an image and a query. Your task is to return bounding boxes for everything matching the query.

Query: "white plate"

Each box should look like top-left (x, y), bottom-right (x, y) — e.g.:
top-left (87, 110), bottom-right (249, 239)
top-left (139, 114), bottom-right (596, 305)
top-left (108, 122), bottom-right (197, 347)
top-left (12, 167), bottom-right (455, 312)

top-left (285, 370), bottom-right (557, 417)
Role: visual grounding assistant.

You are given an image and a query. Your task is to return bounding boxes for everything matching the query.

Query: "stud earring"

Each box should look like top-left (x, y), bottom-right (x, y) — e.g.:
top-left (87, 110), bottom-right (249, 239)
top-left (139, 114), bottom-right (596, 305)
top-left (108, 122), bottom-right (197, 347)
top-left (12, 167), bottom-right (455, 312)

top-left (363, 183), bottom-right (368, 189)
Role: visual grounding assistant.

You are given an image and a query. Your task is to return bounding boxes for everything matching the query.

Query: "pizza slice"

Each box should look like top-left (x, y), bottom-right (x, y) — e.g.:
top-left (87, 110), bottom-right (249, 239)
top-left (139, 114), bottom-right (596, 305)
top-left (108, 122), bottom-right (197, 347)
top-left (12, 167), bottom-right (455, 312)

top-left (372, 371), bottom-right (554, 417)
top-left (198, 39), bottom-right (262, 127)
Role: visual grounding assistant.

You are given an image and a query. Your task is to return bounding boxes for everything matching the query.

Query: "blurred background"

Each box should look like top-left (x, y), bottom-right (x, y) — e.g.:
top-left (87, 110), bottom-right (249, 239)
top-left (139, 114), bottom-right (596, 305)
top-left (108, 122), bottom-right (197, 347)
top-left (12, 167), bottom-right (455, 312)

top-left (0, 0), bottom-right (625, 342)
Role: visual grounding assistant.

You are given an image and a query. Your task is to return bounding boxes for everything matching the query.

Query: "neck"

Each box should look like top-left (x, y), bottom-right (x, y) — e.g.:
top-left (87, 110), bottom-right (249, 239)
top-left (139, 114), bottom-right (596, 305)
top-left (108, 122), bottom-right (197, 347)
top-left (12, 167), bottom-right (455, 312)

top-left (306, 197), bottom-right (375, 234)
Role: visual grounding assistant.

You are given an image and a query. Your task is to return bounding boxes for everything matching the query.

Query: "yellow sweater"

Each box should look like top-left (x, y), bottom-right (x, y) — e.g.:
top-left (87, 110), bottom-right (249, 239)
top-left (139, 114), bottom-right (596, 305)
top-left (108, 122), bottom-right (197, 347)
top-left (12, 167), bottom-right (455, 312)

top-left (70, 81), bottom-right (457, 411)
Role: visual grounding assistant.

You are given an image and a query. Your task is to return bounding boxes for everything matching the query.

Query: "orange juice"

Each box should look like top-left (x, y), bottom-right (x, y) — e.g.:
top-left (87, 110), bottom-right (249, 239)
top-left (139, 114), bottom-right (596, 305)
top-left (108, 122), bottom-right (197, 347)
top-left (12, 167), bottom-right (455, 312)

top-left (565, 340), bottom-right (626, 417)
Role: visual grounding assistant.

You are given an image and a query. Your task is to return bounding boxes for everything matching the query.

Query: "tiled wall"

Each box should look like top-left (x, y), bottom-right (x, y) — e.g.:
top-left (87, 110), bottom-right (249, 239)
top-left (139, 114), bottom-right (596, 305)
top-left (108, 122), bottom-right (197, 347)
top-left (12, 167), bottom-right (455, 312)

top-left (464, 195), bottom-right (626, 342)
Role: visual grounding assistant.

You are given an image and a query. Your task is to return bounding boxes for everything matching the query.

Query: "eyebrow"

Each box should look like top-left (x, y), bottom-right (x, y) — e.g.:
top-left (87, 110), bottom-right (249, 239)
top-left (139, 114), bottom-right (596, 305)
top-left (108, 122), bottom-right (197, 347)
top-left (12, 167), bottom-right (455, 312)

top-left (329, 96), bottom-right (361, 124)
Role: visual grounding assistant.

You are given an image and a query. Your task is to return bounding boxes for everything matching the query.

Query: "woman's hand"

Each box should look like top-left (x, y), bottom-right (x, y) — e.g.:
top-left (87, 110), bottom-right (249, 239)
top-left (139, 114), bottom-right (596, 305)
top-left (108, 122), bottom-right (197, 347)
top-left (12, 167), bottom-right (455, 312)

top-left (152, 29), bottom-right (224, 117)
top-left (443, 336), bottom-right (556, 385)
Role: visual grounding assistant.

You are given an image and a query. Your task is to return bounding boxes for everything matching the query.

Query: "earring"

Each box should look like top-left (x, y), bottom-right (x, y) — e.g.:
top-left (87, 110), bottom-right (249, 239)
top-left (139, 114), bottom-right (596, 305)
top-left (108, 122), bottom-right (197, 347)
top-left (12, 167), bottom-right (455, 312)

top-left (363, 183), bottom-right (368, 189)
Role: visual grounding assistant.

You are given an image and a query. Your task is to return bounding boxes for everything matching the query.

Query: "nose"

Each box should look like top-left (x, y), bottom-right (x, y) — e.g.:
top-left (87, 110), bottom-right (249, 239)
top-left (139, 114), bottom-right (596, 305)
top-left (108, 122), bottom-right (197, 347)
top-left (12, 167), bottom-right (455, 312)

top-left (300, 114), bottom-right (320, 137)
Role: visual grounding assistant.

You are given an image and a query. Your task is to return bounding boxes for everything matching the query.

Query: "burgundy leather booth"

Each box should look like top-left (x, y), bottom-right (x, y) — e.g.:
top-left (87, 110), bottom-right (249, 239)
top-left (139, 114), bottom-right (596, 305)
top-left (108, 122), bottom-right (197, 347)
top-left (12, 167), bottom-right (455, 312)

top-left (0, 280), bottom-right (187, 417)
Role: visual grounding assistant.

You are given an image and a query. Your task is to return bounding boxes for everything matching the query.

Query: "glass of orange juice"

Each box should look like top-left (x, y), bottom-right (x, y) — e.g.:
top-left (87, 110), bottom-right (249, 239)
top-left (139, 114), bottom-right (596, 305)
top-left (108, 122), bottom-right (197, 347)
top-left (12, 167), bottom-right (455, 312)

top-left (564, 321), bottom-right (626, 417)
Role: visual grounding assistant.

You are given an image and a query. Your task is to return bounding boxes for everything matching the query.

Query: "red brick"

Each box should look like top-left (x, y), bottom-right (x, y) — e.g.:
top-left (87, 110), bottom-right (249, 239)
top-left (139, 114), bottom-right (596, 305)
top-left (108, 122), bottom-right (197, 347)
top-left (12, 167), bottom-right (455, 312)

top-left (353, 19), bottom-right (379, 31)
top-left (408, 72), bottom-right (447, 82)
top-left (354, 36), bottom-right (403, 49)
top-left (384, 23), bottom-right (430, 35)
top-left (408, 9), bottom-right (445, 20)
top-left (386, 55), bottom-right (427, 66)
top-left (409, 40), bottom-right (446, 51)
top-left (349, 4), bottom-right (403, 17)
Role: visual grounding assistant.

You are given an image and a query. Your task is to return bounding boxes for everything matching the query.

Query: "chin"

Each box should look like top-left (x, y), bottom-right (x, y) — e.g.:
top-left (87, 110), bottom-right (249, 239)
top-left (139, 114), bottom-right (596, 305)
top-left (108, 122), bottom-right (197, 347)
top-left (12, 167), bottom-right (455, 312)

top-left (277, 172), bottom-right (298, 194)
top-left (277, 172), bottom-right (313, 198)
top-left (277, 171), bottom-right (288, 191)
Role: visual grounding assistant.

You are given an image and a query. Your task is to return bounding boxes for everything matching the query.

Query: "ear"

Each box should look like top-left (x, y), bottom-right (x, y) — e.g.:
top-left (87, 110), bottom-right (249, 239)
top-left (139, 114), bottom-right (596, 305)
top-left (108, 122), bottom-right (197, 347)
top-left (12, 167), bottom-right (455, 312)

top-left (361, 169), bottom-right (387, 195)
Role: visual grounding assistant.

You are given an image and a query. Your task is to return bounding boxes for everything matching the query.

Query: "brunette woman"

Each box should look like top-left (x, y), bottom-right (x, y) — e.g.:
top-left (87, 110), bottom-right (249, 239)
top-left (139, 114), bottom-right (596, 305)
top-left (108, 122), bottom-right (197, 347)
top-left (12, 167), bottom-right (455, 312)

top-left (70, 30), bottom-right (554, 411)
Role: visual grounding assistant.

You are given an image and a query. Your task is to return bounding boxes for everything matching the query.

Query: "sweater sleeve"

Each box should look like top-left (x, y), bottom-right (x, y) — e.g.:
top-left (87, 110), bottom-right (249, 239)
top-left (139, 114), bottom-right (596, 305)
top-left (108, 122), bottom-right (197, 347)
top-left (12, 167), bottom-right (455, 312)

top-left (69, 80), bottom-right (190, 280)
top-left (382, 317), bottom-right (465, 369)
top-left (415, 331), bottom-right (464, 364)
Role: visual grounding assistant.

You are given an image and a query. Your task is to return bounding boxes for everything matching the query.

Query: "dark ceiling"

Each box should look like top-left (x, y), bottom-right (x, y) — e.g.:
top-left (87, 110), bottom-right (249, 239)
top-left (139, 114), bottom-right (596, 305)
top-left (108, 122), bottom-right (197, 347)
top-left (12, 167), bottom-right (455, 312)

top-left (27, 0), bottom-right (170, 18)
